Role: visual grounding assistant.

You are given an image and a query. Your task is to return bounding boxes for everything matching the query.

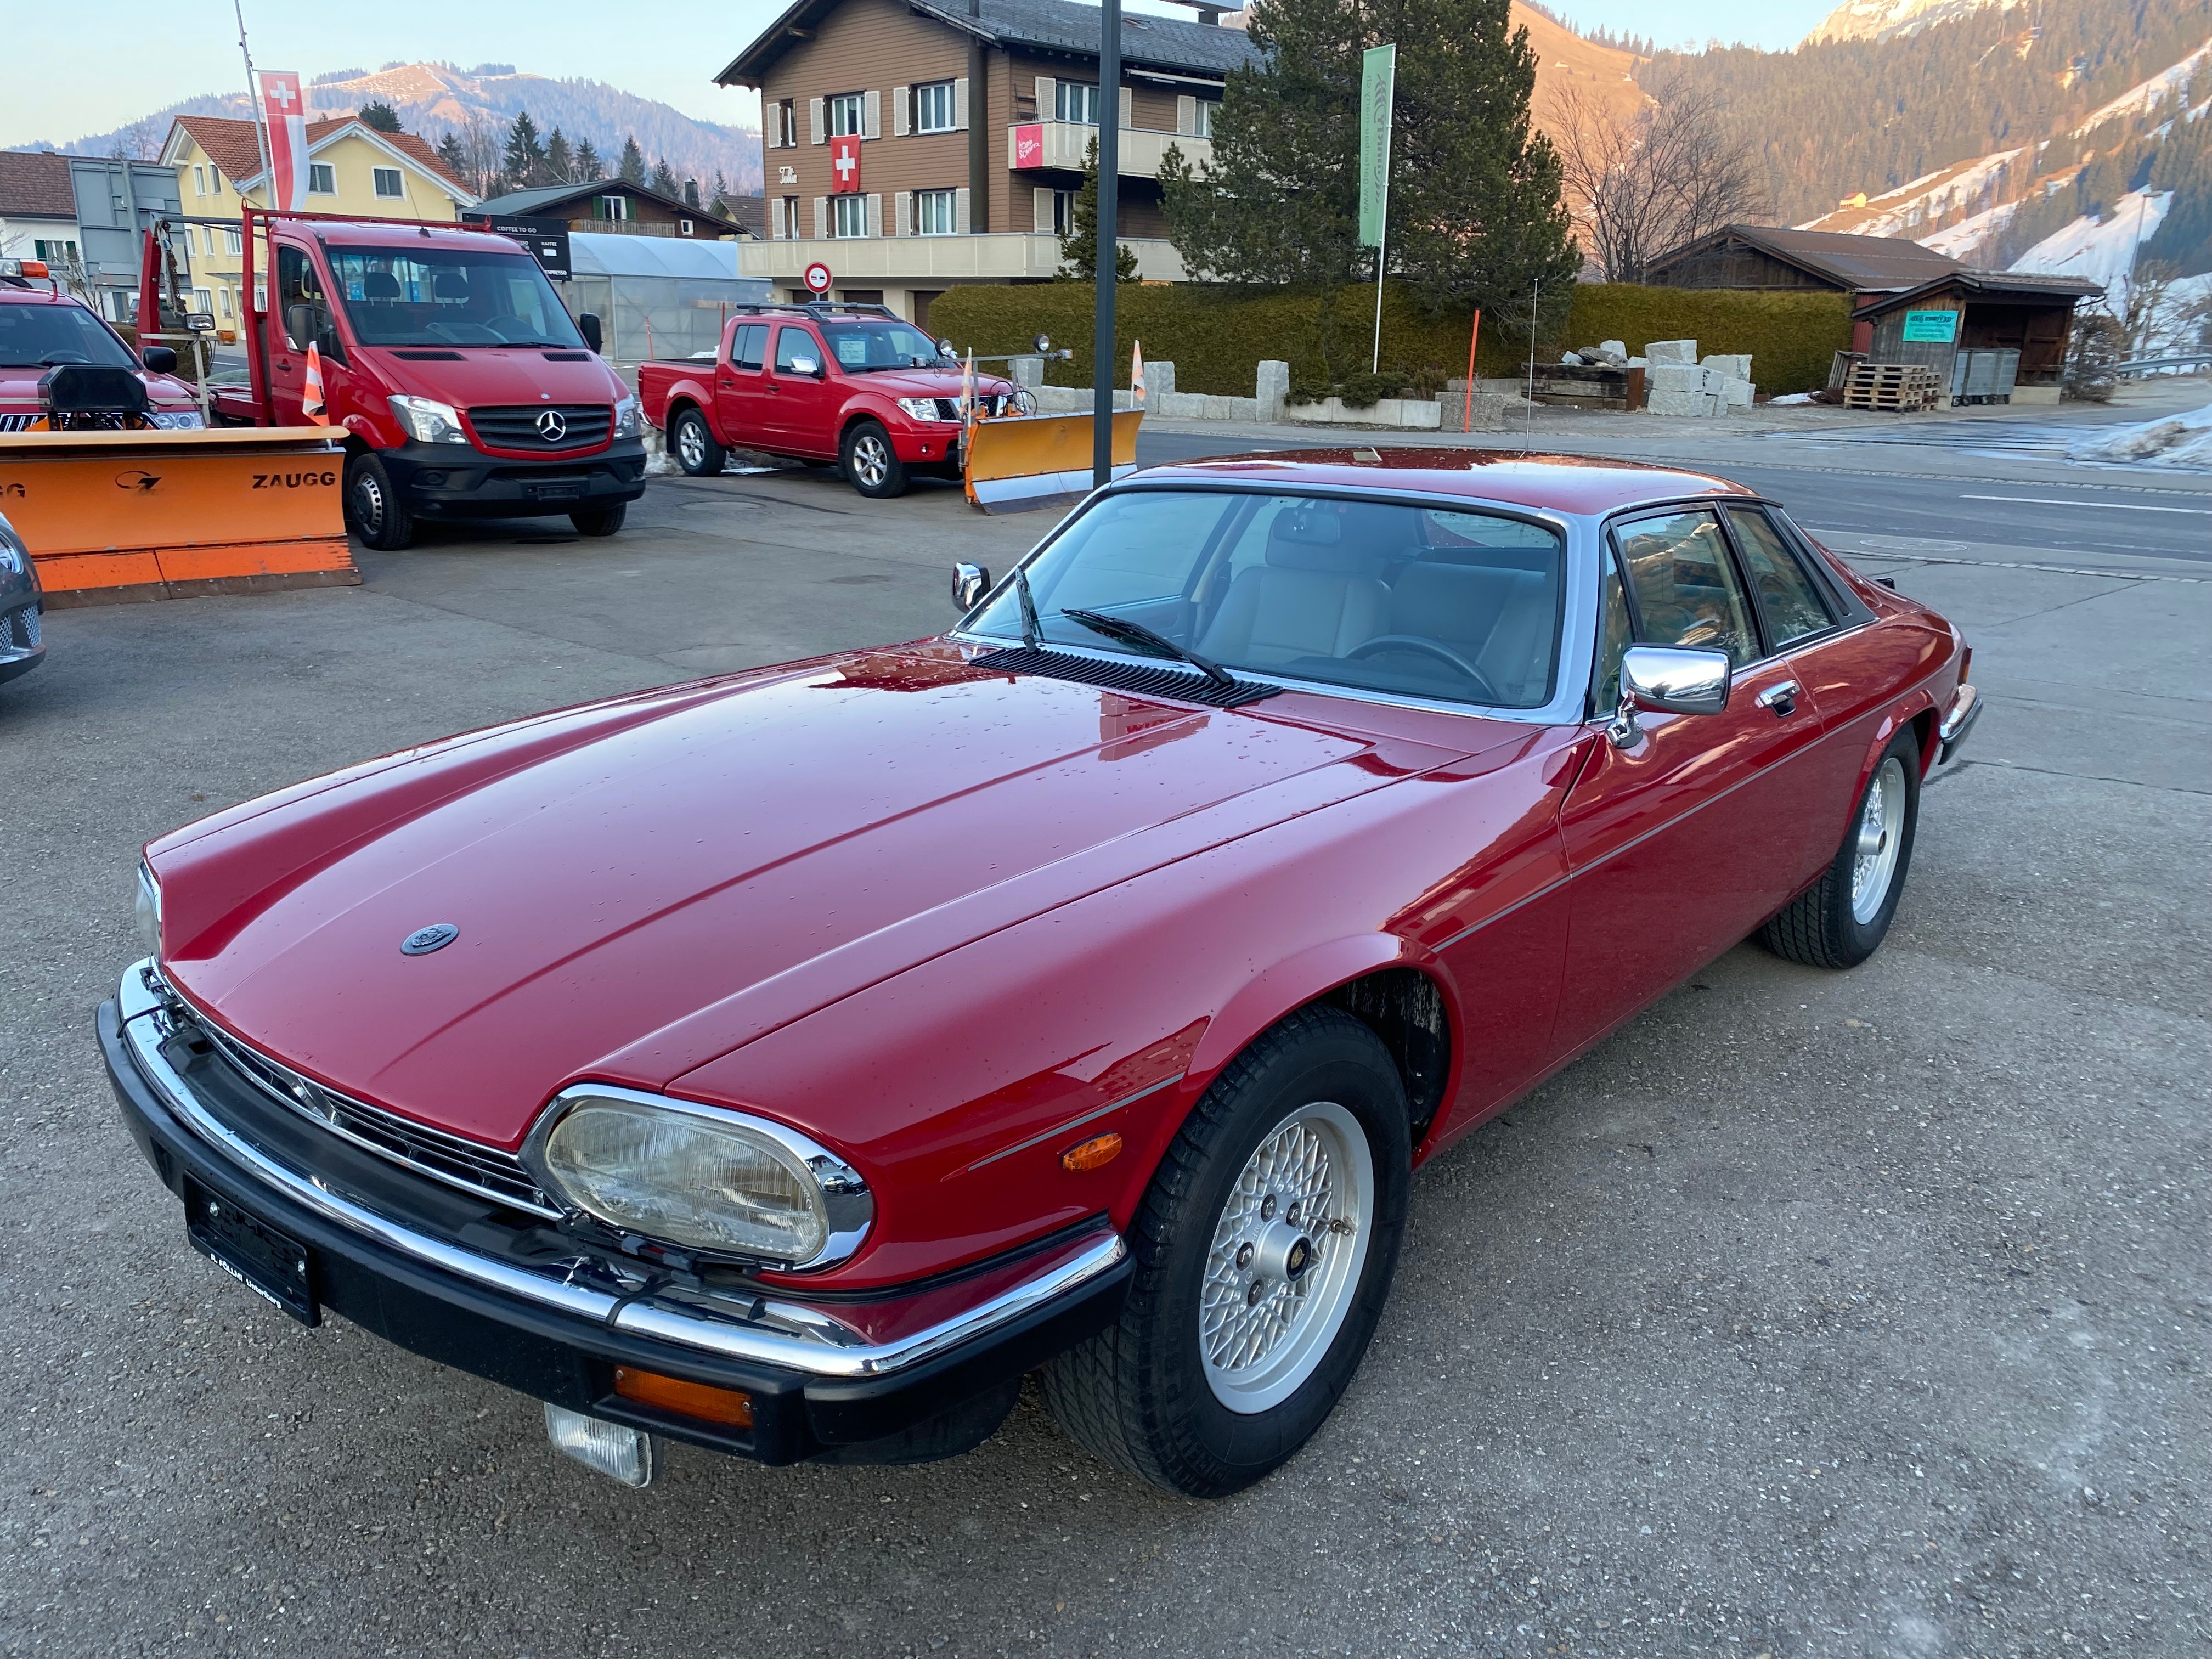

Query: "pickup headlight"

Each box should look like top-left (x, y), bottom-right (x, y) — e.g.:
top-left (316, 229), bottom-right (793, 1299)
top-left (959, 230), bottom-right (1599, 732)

top-left (896, 397), bottom-right (955, 422)
top-left (135, 861), bottom-right (162, 960)
top-left (387, 394), bottom-right (470, 445)
top-left (612, 394), bottom-right (643, 438)
top-left (0, 517), bottom-right (24, 576)
top-left (146, 410), bottom-right (206, 430)
top-left (522, 1086), bottom-right (873, 1268)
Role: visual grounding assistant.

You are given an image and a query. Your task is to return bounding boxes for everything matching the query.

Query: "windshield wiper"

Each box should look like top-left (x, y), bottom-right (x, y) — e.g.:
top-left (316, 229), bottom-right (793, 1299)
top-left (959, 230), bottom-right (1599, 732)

top-left (1060, 607), bottom-right (1237, 688)
top-left (1012, 565), bottom-right (1043, 649)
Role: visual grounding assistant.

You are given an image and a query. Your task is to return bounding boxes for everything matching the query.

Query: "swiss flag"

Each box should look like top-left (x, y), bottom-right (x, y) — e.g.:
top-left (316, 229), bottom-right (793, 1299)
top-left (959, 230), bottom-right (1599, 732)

top-left (258, 71), bottom-right (309, 210)
top-left (830, 133), bottom-right (861, 195)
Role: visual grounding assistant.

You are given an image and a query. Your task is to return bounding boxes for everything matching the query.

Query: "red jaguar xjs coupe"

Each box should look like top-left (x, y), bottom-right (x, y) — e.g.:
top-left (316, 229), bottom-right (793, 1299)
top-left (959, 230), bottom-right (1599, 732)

top-left (103, 450), bottom-right (1979, 1496)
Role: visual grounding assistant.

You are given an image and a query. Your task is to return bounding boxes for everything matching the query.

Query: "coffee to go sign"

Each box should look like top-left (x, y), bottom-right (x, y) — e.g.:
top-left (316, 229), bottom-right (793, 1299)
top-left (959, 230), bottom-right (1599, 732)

top-left (1901, 309), bottom-right (1960, 343)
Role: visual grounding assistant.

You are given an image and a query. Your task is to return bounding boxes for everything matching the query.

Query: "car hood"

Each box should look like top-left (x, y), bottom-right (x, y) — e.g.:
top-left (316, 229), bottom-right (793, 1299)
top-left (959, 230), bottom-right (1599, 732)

top-left (353, 345), bottom-right (625, 410)
top-left (155, 646), bottom-right (1494, 1148)
top-left (845, 368), bottom-right (1014, 399)
top-left (0, 364), bottom-right (202, 415)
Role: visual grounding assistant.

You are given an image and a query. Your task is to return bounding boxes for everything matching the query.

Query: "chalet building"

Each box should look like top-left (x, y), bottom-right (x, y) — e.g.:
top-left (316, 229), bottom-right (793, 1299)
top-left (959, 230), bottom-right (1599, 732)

top-left (472, 178), bottom-right (755, 241)
top-left (1641, 224), bottom-right (1966, 297)
top-left (716, 0), bottom-right (1257, 324)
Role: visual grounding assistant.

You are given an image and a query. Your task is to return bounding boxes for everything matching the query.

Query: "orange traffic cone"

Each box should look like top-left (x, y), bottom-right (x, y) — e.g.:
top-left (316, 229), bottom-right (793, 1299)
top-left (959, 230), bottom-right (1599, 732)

top-left (302, 340), bottom-right (329, 426)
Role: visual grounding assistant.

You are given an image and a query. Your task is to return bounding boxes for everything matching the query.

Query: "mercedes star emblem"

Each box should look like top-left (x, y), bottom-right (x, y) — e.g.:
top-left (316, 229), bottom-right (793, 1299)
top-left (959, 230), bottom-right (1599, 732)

top-left (535, 409), bottom-right (568, 442)
top-left (400, 923), bottom-right (460, 956)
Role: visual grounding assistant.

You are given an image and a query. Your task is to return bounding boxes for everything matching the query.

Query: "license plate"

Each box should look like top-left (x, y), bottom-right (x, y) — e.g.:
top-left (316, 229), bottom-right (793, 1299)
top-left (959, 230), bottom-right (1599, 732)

top-left (185, 1176), bottom-right (319, 1325)
top-left (528, 481), bottom-right (584, 501)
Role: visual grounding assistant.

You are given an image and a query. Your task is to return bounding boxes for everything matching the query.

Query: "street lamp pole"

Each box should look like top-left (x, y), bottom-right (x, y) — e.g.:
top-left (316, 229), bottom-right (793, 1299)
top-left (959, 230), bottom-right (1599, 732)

top-left (1092, 0), bottom-right (1122, 488)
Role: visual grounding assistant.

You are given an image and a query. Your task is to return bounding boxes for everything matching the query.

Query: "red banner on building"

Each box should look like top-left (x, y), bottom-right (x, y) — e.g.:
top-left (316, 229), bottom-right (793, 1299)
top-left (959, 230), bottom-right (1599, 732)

top-left (830, 134), bottom-right (861, 195)
top-left (1013, 125), bottom-right (1043, 170)
top-left (258, 71), bottom-right (309, 210)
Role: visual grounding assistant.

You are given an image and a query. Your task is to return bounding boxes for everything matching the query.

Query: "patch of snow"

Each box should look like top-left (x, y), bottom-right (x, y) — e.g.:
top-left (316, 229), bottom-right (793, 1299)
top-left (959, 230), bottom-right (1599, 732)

top-left (2011, 190), bottom-right (2171, 294)
top-left (2069, 400), bottom-right (2212, 469)
top-left (1798, 149), bottom-right (2019, 237)
top-left (1921, 196), bottom-right (2019, 259)
top-left (2072, 38), bottom-right (2212, 137)
top-left (1805, 0), bottom-right (2017, 47)
top-left (1769, 392), bottom-right (1820, 405)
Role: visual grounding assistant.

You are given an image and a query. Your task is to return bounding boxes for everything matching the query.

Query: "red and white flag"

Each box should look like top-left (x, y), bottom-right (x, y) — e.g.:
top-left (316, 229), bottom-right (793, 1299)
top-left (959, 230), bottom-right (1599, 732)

top-left (258, 71), bottom-right (309, 209)
top-left (829, 133), bottom-right (861, 194)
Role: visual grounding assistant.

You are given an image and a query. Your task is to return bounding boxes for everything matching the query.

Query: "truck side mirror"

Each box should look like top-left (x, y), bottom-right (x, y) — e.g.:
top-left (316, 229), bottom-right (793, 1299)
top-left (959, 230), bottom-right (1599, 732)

top-left (140, 346), bottom-right (178, 374)
top-left (578, 312), bottom-right (603, 354)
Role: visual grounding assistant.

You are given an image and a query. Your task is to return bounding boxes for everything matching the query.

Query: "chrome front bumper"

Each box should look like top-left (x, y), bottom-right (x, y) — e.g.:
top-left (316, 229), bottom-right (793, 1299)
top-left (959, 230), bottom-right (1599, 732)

top-left (109, 960), bottom-right (1125, 1382)
top-left (1938, 681), bottom-right (1982, 763)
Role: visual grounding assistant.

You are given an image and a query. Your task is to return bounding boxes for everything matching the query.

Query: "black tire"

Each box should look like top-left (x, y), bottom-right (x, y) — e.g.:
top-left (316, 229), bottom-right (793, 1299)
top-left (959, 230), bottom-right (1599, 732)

top-left (839, 419), bottom-right (908, 499)
top-left (669, 407), bottom-right (725, 476)
top-left (343, 451), bottom-right (413, 550)
top-left (568, 504), bottom-right (626, 537)
top-left (1762, 725), bottom-right (1922, 969)
top-left (1041, 1007), bottom-right (1412, 1498)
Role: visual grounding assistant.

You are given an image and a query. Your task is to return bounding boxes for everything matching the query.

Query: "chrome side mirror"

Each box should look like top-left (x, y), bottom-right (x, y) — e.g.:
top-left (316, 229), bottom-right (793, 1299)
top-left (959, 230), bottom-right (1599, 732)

top-left (1608, 645), bottom-right (1732, 748)
top-left (952, 561), bottom-right (991, 611)
top-left (788, 354), bottom-right (821, 377)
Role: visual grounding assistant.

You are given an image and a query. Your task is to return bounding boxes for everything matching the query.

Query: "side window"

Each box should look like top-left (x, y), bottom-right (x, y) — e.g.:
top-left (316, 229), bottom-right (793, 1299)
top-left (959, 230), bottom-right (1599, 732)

top-left (1725, 507), bottom-right (1834, 648)
top-left (1592, 555), bottom-right (1633, 715)
top-left (730, 323), bottom-right (768, 370)
top-left (1612, 509), bottom-right (1759, 668)
top-left (772, 325), bottom-right (819, 373)
top-left (275, 245), bottom-right (321, 347)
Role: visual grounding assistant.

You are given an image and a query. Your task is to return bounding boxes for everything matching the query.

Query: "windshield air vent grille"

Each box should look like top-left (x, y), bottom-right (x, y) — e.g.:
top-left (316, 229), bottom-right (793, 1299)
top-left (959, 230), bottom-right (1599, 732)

top-left (392, 350), bottom-right (465, 360)
top-left (969, 646), bottom-right (1281, 709)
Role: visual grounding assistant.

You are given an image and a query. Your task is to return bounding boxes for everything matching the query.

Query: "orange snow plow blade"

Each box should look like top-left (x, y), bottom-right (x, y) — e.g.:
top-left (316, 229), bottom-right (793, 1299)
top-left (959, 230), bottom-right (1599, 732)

top-left (963, 409), bottom-right (1142, 514)
top-left (0, 426), bottom-right (356, 605)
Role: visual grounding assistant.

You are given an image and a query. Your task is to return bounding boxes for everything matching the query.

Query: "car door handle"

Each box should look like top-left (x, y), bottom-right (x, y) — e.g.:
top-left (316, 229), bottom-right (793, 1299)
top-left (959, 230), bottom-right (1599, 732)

top-left (1756, 679), bottom-right (1801, 716)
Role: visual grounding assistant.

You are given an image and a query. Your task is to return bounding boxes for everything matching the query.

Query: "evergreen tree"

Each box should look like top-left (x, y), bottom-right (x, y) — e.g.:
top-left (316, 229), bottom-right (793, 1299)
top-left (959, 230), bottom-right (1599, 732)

top-left (618, 136), bottom-right (647, 183)
top-left (545, 127), bottom-right (574, 184)
top-left (357, 100), bottom-right (403, 134)
top-left (708, 170), bottom-right (731, 217)
top-left (435, 130), bottom-right (468, 179)
top-left (502, 111), bottom-right (548, 189)
top-left (1060, 137), bottom-right (1140, 281)
top-left (650, 157), bottom-right (680, 198)
top-left (575, 139), bottom-right (603, 182)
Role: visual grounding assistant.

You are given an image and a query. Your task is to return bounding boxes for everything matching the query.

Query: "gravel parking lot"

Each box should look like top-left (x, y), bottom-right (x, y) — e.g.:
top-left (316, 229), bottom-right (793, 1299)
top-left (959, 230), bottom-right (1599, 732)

top-left (2, 444), bottom-right (2205, 1658)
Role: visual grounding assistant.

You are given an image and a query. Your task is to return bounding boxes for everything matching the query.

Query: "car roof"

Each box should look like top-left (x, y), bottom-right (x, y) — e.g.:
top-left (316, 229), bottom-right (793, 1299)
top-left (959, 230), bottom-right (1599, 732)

top-left (0, 285), bottom-right (92, 307)
top-left (1131, 448), bottom-right (1760, 517)
top-left (304, 223), bottom-right (524, 255)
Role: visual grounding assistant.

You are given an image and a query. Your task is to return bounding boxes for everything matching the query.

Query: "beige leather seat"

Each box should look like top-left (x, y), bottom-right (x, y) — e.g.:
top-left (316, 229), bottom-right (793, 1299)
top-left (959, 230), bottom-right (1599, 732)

top-left (1196, 514), bottom-right (1390, 669)
top-left (1384, 562), bottom-right (1554, 703)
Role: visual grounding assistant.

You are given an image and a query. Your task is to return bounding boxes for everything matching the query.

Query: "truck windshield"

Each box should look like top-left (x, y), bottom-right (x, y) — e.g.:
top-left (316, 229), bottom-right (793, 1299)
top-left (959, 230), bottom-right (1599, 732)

top-left (0, 301), bottom-right (137, 368)
top-left (819, 320), bottom-right (951, 372)
top-left (325, 247), bottom-right (585, 349)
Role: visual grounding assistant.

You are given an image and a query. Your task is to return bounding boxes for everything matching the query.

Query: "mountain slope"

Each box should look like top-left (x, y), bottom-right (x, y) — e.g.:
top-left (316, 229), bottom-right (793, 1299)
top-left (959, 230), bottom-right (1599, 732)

top-left (1805, 0), bottom-right (2019, 46)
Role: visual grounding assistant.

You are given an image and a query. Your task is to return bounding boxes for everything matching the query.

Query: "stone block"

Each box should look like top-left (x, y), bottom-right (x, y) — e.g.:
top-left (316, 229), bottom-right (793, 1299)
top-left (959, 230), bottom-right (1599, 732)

top-left (1646, 363), bottom-right (1706, 394)
top-left (1644, 338), bottom-right (1697, 365)
top-left (1700, 353), bottom-right (1752, 380)
top-left (1598, 338), bottom-right (1627, 358)
top-left (1008, 356), bottom-right (1045, 387)
top-left (1723, 379), bottom-right (1756, 409)
top-left (1645, 387), bottom-right (1712, 417)
top-left (1148, 359), bottom-right (1177, 398)
top-left (1256, 359), bottom-right (1290, 424)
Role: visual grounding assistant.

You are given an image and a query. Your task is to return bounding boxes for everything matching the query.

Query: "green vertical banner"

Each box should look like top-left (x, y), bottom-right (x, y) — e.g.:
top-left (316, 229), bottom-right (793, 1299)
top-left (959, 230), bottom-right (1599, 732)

top-left (1358, 43), bottom-right (1396, 249)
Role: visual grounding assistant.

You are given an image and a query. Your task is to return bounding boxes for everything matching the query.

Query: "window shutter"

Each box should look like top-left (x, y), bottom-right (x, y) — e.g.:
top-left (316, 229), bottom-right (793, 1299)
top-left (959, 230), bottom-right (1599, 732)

top-left (895, 191), bottom-right (913, 237)
top-left (764, 116), bottom-right (778, 150)
top-left (866, 193), bottom-right (881, 236)
top-left (1036, 77), bottom-right (1054, 119)
top-left (1034, 186), bottom-right (1056, 233)
top-left (862, 89), bottom-right (882, 140)
top-left (955, 187), bottom-right (970, 235)
top-left (1176, 94), bottom-right (1197, 136)
top-left (809, 99), bottom-right (826, 144)
top-left (1118, 86), bottom-right (1132, 128)
top-left (893, 86), bottom-right (910, 137)
top-left (812, 196), bottom-right (827, 238)
top-left (953, 77), bottom-right (969, 130)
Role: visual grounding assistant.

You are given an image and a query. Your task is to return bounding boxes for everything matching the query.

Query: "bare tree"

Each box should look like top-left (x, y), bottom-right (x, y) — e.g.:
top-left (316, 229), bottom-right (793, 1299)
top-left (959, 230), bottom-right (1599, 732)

top-left (108, 117), bottom-right (161, 161)
top-left (2119, 259), bottom-right (2184, 361)
top-left (452, 112), bottom-right (506, 199)
top-left (1548, 77), bottom-right (1767, 283)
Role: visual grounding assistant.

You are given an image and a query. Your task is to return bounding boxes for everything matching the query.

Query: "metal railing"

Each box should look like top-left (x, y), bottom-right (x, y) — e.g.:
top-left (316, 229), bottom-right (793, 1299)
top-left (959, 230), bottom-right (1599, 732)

top-left (2115, 352), bottom-right (2212, 377)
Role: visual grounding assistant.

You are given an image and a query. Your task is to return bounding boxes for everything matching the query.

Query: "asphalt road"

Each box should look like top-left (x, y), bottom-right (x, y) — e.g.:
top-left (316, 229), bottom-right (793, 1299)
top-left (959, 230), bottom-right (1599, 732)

top-left (2, 441), bottom-right (2205, 1658)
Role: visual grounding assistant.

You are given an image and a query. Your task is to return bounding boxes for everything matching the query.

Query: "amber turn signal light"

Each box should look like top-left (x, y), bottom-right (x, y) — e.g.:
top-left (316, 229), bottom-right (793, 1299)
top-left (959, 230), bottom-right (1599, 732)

top-left (612, 1366), bottom-right (754, 1428)
top-left (1060, 1132), bottom-right (1123, 1172)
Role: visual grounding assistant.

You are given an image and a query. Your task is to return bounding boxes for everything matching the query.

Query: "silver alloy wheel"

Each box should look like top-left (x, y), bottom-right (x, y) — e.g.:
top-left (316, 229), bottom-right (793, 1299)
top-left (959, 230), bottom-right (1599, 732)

top-left (1200, 1101), bottom-right (1374, 1414)
top-left (676, 416), bottom-right (707, 471)
top-left (1850, 755), bottom-right (1908, 924)
top-left (850, 432), bottom-right (891, 488)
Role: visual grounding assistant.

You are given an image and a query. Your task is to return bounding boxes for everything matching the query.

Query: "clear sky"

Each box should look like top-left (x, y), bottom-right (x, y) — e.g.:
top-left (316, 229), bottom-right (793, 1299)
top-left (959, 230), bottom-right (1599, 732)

top-left (1, 0), bottom-right (1844, 151)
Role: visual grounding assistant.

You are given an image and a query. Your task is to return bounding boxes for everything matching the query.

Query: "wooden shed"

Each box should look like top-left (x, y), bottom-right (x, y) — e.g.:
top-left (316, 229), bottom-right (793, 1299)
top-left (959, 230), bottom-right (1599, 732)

top-left (1852, 271), bottom-right (2104, 405)
top-left (1641, 224), bottom-right (1965, 296)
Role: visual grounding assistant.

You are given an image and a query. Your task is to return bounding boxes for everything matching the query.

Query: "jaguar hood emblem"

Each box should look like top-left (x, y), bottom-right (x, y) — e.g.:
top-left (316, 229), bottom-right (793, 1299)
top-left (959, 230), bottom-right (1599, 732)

top-left (400, 923), bottom-right (460, 956)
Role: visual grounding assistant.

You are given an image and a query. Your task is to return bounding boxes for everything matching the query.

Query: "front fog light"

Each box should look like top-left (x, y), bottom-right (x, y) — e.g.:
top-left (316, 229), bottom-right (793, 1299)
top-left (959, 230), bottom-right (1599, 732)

top-left (134, 862), bottom-right (161, 960)
top-left (524, 1087), bottom-right (872, 1267)
top-left (544, 1403), bottom-right (658, 1487)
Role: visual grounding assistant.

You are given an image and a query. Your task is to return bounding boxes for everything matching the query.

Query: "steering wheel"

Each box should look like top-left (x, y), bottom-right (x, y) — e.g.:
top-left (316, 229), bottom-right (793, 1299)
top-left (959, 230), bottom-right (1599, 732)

top-left (1345, 635), bottom-right (1503, 702)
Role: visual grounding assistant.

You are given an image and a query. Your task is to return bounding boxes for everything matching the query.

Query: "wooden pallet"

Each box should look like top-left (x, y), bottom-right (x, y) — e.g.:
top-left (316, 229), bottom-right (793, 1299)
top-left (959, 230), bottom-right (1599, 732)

top-left (1842, 362), bottom-right (1944, 411)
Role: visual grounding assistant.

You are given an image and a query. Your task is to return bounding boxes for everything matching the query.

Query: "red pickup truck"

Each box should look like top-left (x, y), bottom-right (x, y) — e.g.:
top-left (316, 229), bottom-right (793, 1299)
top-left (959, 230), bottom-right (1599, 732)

top-left (174, 209), bottom-right (646, 550)
top-left (637, 302), bottom-right (1024, 499)
top-left (1, 258), bottom-right (204, 432)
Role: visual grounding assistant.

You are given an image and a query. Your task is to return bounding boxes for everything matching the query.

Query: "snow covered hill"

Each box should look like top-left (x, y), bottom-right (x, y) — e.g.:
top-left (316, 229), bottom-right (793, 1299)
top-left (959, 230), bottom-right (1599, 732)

top-left (1805, 0), bottom-right (2019, 46)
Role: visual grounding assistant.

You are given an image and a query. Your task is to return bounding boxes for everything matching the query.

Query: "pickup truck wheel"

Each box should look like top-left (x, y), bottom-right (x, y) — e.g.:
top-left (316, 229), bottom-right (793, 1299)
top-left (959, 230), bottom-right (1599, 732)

top-left (1761, 727), bottom-right (1921, 969)
top-left (1040, 1007), bottom-right (1410, 1498)
top-left (840, 420), bottom-right (908, 499)
top-left (669, 408), bottom-right (724, 476)
top-left (568, 504), bottom-right (626, 537)
top-left (344, 452), bottom-right (413, 551)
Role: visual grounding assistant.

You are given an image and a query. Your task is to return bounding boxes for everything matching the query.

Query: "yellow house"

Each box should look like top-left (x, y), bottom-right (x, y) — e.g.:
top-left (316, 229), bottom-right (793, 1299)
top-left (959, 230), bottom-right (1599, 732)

top-left (159, 115), bottom-right (478, 339)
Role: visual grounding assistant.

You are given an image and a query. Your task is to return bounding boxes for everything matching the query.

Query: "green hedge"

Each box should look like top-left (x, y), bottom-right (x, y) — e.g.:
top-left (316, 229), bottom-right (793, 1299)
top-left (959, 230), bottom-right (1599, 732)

top-left (929, 281), bottom-right (1854, 399)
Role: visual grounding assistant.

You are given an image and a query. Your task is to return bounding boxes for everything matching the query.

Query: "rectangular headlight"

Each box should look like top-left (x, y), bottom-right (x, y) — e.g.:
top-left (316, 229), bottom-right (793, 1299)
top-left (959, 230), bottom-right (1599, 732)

top-left (522, 1087), bottom-right (872, 1268)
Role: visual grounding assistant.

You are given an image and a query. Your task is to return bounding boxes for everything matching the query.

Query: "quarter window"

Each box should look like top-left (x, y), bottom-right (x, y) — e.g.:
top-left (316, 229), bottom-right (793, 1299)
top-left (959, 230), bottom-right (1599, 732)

top-left (827, 93), bottom-right (865, 137)
top-left (372, 167), bottom-right (404, 199)
top-left (308, 163), bottom-right (336, 194)
top-left (916, 81), bottom-right (957, 133)
top-left (730, 323), bottom-right (768, 369)
top-left (1724, 507), bottom-right (1835, 648)
top-left (1611, 509), bottom-right (1759, 668)
top-left (1056, 82), bottom-right (1101, 124)
top-left (916, 188), bottom-right (957, 235)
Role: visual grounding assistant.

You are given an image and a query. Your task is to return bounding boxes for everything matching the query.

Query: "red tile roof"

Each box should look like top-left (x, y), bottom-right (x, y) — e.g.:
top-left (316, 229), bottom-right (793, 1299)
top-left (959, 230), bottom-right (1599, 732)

top-left (170, 114), bottom-right (474, 198)
top-left (0, 150), bottom-right (79, 219)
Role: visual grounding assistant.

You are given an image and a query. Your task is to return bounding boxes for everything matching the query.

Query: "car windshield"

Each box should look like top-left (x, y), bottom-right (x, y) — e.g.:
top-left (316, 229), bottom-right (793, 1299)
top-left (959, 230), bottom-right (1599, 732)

top-left (0, 300), bottom-right (137, 369)
top-left (966, 489), bottom-right (1566, 709)
top-left (820, 319), bottom-right (950, 372)
top-left (325, 247), bottom-right (585, 349)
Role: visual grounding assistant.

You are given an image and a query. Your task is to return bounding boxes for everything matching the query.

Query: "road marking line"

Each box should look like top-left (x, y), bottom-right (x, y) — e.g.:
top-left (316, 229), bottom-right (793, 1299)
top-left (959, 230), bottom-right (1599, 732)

top-left (1960, 494), bottom-right (2212, 514)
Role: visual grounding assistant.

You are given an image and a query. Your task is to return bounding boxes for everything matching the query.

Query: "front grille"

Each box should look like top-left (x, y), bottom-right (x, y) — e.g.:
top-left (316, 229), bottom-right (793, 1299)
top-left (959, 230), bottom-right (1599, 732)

top-left (0, 412), bottom-right (38, 433)
top-left (467, 403), bottom-right (612, 451)
top-left (165, 985), bottom-right (560, 1218)
top-left (3, 606), bottom-right (38, 651)
top-left (969, 645), bottom-right (1282, 709)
